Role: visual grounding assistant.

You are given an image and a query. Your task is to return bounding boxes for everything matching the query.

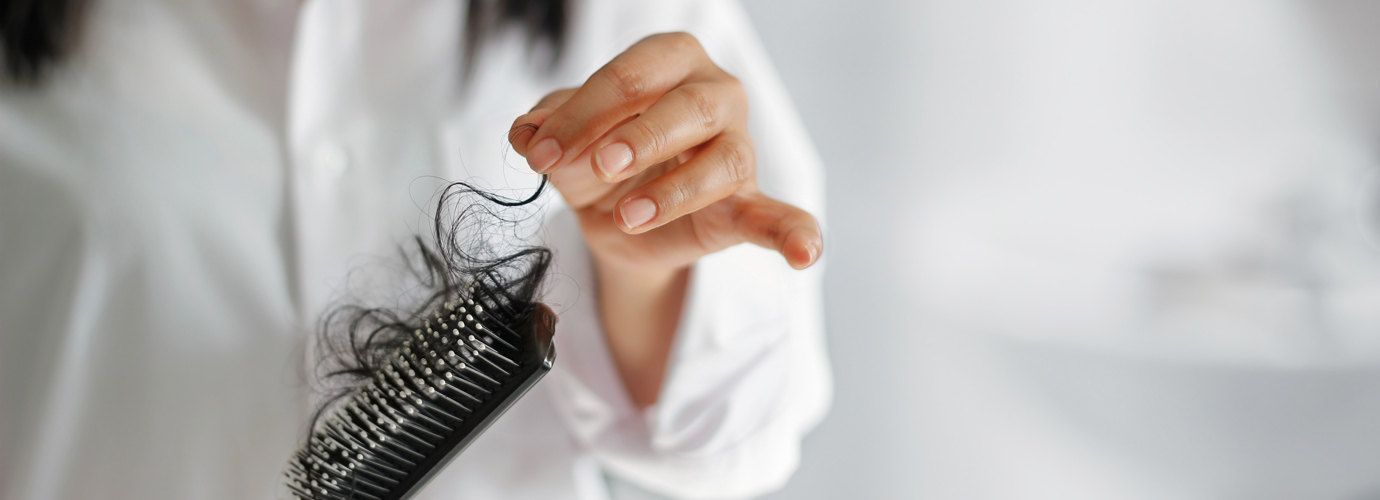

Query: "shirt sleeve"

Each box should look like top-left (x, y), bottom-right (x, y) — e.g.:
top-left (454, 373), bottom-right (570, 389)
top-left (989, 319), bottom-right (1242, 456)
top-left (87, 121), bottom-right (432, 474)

top-left (538, 1), bottom-right (832, 498)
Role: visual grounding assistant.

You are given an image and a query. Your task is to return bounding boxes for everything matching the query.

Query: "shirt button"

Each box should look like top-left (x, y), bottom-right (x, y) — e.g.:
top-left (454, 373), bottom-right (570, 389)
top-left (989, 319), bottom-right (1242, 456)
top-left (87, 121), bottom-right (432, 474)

top-left (312, 142), bottom-right (349, 178)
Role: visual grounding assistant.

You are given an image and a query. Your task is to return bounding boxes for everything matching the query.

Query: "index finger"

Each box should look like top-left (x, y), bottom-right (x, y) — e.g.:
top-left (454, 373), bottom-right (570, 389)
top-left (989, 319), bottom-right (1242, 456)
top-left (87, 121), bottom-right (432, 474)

top-left (523, 32), bottom-right (712, 174)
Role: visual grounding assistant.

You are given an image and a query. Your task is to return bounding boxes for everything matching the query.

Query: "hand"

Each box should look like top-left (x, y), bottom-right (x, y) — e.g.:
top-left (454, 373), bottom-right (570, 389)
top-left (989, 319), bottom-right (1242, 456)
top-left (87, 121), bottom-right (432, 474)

top-left (507, 32), bottom-right (822, 407)
top-left (508, 32), bottom-right (823, 272)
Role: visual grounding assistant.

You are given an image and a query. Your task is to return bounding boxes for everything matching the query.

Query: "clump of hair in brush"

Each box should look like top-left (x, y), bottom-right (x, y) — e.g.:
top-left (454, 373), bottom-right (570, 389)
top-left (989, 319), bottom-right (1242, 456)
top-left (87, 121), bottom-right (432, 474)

top-left (285, 178), bottom-right (557, 500)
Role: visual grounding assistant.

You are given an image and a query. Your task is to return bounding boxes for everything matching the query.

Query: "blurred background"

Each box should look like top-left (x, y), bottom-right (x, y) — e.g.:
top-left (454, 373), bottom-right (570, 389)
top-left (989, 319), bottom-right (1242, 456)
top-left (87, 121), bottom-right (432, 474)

top-left (3, 1), bottom-right (1377, 499)
top-left (619, 1), bottom-right (1380, 499)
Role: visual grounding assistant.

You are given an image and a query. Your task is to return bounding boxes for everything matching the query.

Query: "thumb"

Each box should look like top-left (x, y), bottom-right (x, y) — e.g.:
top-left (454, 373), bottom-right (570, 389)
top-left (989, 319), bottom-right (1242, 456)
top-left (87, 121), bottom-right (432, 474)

top-left (731, 192), bottom-right (823, 270)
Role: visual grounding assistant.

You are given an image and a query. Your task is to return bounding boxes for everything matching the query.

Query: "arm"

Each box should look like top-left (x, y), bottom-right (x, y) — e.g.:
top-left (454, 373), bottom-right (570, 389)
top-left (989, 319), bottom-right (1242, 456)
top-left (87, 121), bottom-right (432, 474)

top-left (595, 258), bottom-right (688, 407)
top-left (515, 1), bottom-right (830, 496)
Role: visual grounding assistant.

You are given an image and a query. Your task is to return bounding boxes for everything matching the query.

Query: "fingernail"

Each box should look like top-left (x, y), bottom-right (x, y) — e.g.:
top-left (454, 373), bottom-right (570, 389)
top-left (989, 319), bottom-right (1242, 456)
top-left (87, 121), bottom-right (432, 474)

top-left (596, 142), bottom-right (634, 178)
top-left (620, 197), bottom-right (657, 229)
top-left (528, 138), bottom-right (561, 173)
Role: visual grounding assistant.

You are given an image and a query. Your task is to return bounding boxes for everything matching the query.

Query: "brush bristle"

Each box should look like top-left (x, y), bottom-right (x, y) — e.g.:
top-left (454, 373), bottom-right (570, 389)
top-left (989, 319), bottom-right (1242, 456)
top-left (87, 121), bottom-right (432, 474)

top-left (285, 283), bottom-right (556, 500)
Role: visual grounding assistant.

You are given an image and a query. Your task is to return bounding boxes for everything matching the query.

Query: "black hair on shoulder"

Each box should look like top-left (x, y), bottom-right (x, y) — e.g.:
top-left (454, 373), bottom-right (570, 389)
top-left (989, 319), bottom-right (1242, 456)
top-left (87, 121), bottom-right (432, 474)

top-left (0, 0), bottom-right (88, 84)
top-left (2, 0), bottom-right (567, 84)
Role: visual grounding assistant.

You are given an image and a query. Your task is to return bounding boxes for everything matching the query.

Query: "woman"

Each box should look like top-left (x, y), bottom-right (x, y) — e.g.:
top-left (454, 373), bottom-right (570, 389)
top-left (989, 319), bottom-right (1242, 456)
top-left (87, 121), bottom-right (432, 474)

top-left (0, 1), bottom-right (830, 499)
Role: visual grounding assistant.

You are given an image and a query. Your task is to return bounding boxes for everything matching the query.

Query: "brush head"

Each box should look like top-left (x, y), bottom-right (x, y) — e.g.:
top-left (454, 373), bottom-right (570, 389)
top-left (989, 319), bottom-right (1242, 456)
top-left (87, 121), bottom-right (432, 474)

top-left (285, 285), bottom-right (557, 500)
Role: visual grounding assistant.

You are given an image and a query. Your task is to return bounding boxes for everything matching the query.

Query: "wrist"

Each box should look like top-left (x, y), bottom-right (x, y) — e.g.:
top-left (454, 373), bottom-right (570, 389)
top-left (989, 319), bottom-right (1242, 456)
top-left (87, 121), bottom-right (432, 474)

top-left (592, 254), bottom-right (691, 408)
top-left (592, 253), bottom-right (688, 284)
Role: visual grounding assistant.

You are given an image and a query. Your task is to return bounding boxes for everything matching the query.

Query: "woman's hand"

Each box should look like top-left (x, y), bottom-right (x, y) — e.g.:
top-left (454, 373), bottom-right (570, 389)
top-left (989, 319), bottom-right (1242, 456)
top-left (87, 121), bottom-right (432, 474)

top-left (508, 32), bottom-right (822, 273)
top-left (508, 32), bottom-right (821, 408)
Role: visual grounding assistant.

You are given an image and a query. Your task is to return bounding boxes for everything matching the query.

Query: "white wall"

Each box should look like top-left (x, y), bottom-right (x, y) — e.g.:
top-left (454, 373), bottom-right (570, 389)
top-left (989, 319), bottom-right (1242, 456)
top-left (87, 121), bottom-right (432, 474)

top-left (738, 1), bottom-right (1380, 499)
top-left (739, 1), bottom-right (932, 499)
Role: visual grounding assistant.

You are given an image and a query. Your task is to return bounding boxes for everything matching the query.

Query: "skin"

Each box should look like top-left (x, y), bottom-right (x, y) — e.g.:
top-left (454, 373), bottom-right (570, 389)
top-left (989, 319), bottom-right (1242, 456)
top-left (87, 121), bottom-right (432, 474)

top-left (508, 32), bottom-right (823, 408)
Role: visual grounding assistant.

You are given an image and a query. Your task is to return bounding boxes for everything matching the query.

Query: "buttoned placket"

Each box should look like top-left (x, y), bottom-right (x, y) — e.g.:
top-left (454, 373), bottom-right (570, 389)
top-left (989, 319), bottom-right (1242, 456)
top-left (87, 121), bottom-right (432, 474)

top-left (280, 0), bottom-right (472, 327)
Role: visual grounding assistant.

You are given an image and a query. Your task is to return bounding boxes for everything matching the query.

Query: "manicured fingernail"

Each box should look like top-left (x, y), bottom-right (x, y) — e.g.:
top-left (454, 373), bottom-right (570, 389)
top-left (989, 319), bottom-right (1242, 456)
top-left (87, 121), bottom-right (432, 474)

top-left (596, 142), bottom-right (634, 178)
top-left (620, 197), bottom-right (657, 229)
top-left (528, 138), bottom-right (561, 173)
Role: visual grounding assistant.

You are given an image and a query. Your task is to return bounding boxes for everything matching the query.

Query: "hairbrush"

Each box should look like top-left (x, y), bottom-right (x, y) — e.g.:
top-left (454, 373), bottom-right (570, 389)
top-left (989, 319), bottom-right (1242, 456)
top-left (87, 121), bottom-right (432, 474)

top-left (286, 285), bottom-right (556, 500)
top-left (285, 180), bottom-right (557, 500)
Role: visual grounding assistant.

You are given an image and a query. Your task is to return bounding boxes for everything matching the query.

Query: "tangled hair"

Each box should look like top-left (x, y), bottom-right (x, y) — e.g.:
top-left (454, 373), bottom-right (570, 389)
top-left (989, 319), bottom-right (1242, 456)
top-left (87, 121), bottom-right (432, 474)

top-left (308, 177), bottom-right (553, 426)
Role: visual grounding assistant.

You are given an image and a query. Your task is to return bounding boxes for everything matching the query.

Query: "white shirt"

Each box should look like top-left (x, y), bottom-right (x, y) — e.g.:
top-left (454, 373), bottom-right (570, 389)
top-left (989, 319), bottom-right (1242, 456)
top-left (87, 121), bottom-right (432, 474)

top-left (0, 1), bottom-right (830, 499)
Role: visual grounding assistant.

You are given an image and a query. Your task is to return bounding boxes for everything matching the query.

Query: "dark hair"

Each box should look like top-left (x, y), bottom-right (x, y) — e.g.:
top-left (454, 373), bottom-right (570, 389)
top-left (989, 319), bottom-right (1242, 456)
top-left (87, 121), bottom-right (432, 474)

top-left (467, 0), bottom-right (567, 75)
top-left (0, 0), bottom-right (89, 84)
top-left (0, 0), bottom-right (566, 84)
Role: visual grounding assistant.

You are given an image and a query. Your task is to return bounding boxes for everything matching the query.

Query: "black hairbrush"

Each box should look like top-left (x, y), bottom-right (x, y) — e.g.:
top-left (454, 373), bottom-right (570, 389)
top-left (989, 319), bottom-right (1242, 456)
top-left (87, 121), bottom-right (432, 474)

top-left (286, 180), bottom-right (557, 500)
top-left (286, 285), bottom-right (557, 500)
